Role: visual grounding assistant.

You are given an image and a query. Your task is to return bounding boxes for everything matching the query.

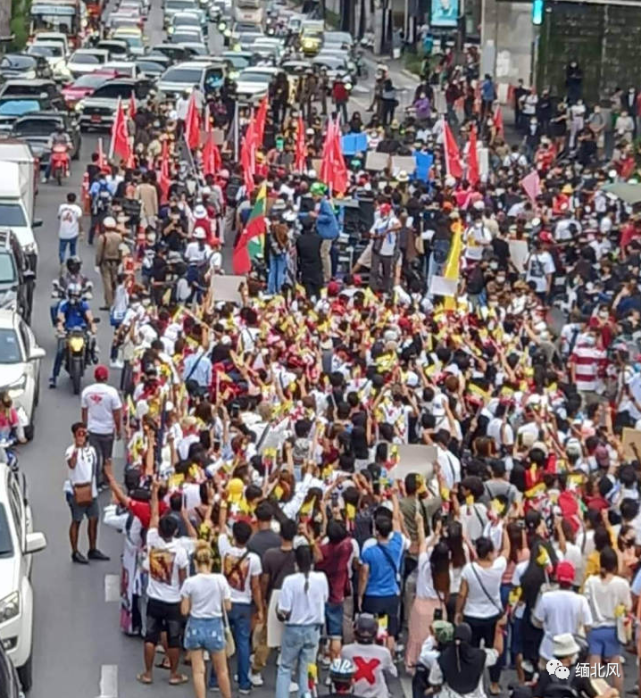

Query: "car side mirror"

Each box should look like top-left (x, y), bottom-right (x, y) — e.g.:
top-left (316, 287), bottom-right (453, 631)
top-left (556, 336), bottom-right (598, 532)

top-left (29, 346), bottom-right (45, 360)
top-left (33, 219), bottom-right (43, 228)
top-left (26, 531), bottom-right (47, 554)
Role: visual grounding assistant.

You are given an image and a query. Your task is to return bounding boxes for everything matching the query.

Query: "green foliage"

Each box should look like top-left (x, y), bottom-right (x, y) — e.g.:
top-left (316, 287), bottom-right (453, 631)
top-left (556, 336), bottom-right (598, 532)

top-left (9, 0), bottom-right (31, 49)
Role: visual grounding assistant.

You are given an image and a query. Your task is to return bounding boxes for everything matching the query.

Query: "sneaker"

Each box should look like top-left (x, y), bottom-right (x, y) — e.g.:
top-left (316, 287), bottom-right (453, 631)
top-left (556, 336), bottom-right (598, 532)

top-left (239, 689), bottom-right (251, 695)
top-left (249, 673), bottom-right (263, 687)
top-left (208, 687), bottom-right (220, 693)
top-left (88, 548), bottom-right (110, 561)
top-left (289, 682), bottom-right (299, 693)
top-left (71, 551), bottom-right (89, 564)
top-left (48, 377), bottom-right (57, 389)
top-left (110, 359), bottom-right (125, 369)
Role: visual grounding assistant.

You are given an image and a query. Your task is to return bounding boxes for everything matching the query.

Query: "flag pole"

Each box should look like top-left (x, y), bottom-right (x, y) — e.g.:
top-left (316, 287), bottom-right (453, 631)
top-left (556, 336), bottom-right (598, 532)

top-left (109, 97), bottom-right (120, 159)
top-left (234, 102), bottom-right (239, 162)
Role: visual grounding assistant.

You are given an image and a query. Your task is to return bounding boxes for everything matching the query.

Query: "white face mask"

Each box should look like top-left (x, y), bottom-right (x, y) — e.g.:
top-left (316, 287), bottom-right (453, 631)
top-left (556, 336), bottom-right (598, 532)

top-left (142, 299), bottom-right (152, 308)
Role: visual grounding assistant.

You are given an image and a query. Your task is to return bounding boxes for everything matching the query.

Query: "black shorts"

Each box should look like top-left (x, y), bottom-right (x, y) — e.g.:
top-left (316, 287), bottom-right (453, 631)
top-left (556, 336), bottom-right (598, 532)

top-left (145, 598), bottom-right (183, 648)
top-left (89, 432), bottom-right (114, 464)
top-left (362, 594), bottom-right (400, 638)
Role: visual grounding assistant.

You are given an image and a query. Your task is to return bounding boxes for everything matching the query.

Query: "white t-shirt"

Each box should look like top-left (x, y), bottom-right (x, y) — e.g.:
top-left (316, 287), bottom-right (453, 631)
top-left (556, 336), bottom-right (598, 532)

top-left (437, 447), bottom-right (461, 490)
top-left (145, 528), bottom-right (190, 603)
top-left (218, 534), bottom-right (262, 604)
top-left (80, 383), bottom-right (123, 435)
top-left (65, 444), bottom-right (98, 498)
top-left (526, 251), bottom-right (555, 293)
top-left (583, 575), bottom-right (632, 627)
top-left (487, 417), bottom-right (514, 447)
top-left (461, 557), bottom-right (507, 618)
top-left (533, 589), bottom-right (593, 660)
top-left (58, 202), bottom-right (83, 240)
top-left (181, 572), bottom-right (231, 619)
top-left (416, 548), bottom-right (440, 600)
top-left (278, 571), bottom-right (328, 625)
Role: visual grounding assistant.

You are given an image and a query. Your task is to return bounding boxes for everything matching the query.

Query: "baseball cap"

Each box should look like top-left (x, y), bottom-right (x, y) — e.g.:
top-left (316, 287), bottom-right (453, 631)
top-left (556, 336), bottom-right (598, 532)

top-left (94, 365), bottom-right (109, 381)
top-left (556, 560), bottom-right (575, 584)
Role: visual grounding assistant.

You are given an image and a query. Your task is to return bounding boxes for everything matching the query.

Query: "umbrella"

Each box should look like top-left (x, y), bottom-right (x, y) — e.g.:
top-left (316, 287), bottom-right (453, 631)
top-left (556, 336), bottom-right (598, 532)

top-left (602, 182), bottom-right (641, 205)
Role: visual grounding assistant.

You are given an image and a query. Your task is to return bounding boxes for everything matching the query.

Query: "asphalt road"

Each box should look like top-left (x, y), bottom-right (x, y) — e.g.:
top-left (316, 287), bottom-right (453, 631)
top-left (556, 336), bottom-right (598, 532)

top-left (18, 4), bottom-right (415, 698)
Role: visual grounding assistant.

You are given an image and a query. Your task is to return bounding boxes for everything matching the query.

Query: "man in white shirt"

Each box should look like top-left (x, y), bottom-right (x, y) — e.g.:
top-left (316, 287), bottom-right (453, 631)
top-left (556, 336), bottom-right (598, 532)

top-left (65, 422), bottom-right (109, 564)
top-left (81, 365), bottom-right (122, 490)
top-left (434, 430), bottom-right (461, 490)
top-left (139, 480), bottom-right (190, 686)
top-left (370, 203), bottom-right (401, 294)
top-left (58, 192), bottom-right (83, 264)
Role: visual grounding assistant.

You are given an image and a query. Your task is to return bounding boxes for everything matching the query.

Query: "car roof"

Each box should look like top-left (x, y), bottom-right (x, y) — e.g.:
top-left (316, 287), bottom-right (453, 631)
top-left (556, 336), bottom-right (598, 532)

top-left (171, 60), bottom-right (207, 69)
top-left (96, 77), bottom-right (138, 86)
top-left (72, 48), bottom-right (109, 56)
top-left (114, 26), bottom-right (142, 34)
top-left (0, 308), bottom-right (19, 331)
top-left (3, 78), bottom-right (54, 86)
top-left (14, 110), bottom-right (65, 119)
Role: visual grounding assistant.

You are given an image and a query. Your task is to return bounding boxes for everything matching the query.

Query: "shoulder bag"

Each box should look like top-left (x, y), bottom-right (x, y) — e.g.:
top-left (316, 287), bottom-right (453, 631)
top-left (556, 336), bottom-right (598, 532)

top-left (218, 578), bottom-right (235, 658)
top-left (376, 540), bottom-right (401, 592)
top-left (73, 448), bottom-right (95, 507)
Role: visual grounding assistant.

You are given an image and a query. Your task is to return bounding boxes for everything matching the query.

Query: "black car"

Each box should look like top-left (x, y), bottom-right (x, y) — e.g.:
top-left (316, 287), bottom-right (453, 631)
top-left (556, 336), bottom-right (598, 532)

top-left (0, 641), bottom-right (21, 698)
top-left (0, 229), bottom-right (34, 325)
top-left (0, 79), bottom-right (65, 112)
top-left (148, 43), bottom-right (192, 63)
top-left (135, 55), bottom-right (171, 77)
top-left (0, 53), bottom-right (52, 81)
top-left (11, 111), bottom-right (82, 165)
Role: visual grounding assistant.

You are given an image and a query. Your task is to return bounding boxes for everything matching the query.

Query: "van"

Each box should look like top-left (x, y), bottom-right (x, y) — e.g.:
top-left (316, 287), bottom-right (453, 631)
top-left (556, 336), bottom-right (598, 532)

top-left (0, 162), bottom-right (41, 272)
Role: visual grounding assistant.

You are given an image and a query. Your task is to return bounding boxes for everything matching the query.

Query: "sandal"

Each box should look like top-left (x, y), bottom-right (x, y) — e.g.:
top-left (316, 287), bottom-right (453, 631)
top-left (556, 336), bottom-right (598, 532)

top-left (169, 674), bottom-right (189, 686)
top-left (136, 674), bottom-right (153, 685)
top-left (155, 658), bottom-right (171, 670)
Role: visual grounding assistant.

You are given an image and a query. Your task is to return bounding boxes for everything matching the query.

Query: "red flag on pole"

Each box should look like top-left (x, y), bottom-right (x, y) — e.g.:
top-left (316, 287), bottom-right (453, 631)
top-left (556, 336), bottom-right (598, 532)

top-left (240, 121), bottom-right (256, 194)
top-left (128, 91), bottom-right (136, 121)
top-left (295, 115), bottom-right (307, 173)
top-left (443, 119), bottom-right (463, 180)
top-left (467, 125), bottom-right (480, 186)
top-left (493, 106), bottom-right (504, 136)
top-left (158, 140), bottom-right (171, 203)
top-left (97, 137), bottom-right (108, 172)
top-left (254, 95), bottom-right (268, 148)
top-left (331, 119), bottom-right (348, 194)
top-left (184, 92), bottom-right (201, 150)
top-left (109, 97), bottom-right (131, 162)
top-left (202, 106), bottom-right (222, 176)
top-left (319, 119), bottom-right (335, 187)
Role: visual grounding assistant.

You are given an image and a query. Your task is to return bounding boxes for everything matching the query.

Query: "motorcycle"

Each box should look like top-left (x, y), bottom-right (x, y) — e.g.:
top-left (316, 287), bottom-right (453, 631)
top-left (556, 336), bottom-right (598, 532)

top-left (50, 144), bottom-right (70, 186)
top-left (63, 328), bottom-right (91, 395)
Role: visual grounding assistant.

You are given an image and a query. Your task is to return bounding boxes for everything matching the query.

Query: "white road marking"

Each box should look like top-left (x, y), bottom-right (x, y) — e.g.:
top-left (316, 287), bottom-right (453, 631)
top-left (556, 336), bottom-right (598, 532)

top-left (104, 574), bottom-right (120, 603)
top-left (99, 664), bottom-right (118, 698)
top-left (400, 676), bottom-right (412, 698)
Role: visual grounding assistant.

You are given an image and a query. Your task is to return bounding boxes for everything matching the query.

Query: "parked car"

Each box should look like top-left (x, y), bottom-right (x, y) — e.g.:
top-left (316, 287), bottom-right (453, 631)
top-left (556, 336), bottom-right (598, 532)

top-left (60, 69), bottom-right (119, 109)
top-left (26, 42), bottom-right (70, 81)
top-left (31, 32), bottom-right (70, 58)
top-left (134, 55), bottom-right (171, 77)
top-left (235, 65), bottom-right (281, 102)
top-left (0, 231), bottom-right (35, 327)
top-left (0, 80), bottom-right (65, 112)
top-left (0, 54), bottom-right (52, 81)
top-left (11, 112), bottom-right (82, 164)
top-left (0, 639), bottom-right (22, 698)
top-left (78, 78), bottom-right (151, 129)
top-left (0, 456), bottom-right (48, 690)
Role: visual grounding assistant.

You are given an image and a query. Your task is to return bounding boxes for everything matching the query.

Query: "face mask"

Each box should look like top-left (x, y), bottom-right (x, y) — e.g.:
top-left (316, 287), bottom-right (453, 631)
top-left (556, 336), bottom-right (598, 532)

top-left (496, 275), bottom-right (506, 284)
top-left (142, 299), bottom-right (152, 307)
top-left (489, 262), bottom-right (499, 270)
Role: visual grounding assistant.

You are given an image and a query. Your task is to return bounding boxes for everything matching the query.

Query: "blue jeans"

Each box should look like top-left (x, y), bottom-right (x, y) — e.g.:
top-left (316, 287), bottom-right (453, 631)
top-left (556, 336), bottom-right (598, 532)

top-left (275, 624), bottom-right (321, 698)
top-left (209, 603), bottom-right (252, 690)
top-left (268, 253), bottom-right (287, 294)
top-left (59, 237), bottom-right (77, 264)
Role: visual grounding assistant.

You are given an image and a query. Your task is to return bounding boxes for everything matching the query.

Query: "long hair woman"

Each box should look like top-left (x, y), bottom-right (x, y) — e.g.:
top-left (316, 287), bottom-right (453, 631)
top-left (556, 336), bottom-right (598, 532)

top-left (275, 544), bottom-right (329, 698)
top-left (446, 521), bottom-right (471, 623)
top-left (180, 541), bottom-right (233, 698)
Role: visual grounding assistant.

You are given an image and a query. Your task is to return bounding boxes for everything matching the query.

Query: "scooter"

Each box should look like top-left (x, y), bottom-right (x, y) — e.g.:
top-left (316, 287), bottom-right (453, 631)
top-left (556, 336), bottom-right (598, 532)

top-left (50, 144), bottom-right (70, 186)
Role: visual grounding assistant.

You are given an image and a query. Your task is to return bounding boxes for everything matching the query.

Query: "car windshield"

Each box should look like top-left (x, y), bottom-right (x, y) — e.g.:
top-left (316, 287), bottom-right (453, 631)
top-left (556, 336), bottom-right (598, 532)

top-left (0, 504), bottom-right (14, 557)
top-left (166, 0), bottom-right (196, 9)
top-left (0, 204), bottom-right (26, 227)
top-left (3, 84), bottom-right (48, 96)
top-left (174, 15), bottom-right (199, 25)
top-left (72, 73), bottom-right (110, 88)
top-left (136, 60), bottom-right (164, 72)
top-left (0, 55), bottom-right (35, 70)
top-left (239, 71), bottom-right (271, 82)
top-left (162, 66), bottom-right (202, 82)
top-left (14, 117), bottom-right (60, 135)
top-left (117, 34), bottom-right (143, 47)
top-left (28, 45), bottom-right (61, 57)
top-left (0, 255), bottom-right (17, 286)
top-left (226, 55), bottom-right (249, 69)
top-left (0, 99), bottom-right (40, 116)
top-left (72, 53), bottom-right (103, 64)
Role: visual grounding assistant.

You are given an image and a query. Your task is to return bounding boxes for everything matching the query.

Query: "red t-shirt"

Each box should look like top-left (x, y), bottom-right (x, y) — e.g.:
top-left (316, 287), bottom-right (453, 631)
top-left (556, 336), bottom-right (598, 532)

top-left (128, 499), bottom-right (169, 529)
top-left (316, 538), bottom-right (353, 603)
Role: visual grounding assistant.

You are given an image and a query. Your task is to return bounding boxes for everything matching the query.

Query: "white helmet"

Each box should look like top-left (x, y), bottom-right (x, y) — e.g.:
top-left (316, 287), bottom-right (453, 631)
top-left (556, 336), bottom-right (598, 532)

top-left (194, 227), bottom-right (207, 240)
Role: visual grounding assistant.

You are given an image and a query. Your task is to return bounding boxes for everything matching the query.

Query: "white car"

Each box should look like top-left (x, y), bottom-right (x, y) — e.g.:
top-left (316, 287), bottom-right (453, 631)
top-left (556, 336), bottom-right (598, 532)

top-left (26, 42), bottom-right (71, 81)
top-left (0, 310), bottom-right (45, 440)
top-left (67, 49), bottom-right (110, 78)
top-left (235, 65), bottom-right (280, 102)
top-left (0, 462), bottom-right (47, 692)
top-left (31, 32), bottom-right (70, 57)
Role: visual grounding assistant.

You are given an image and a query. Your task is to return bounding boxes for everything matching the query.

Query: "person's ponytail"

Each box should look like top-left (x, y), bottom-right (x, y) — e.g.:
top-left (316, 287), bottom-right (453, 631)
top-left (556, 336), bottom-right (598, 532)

top-left (295, 545), bottom-right (313, 593)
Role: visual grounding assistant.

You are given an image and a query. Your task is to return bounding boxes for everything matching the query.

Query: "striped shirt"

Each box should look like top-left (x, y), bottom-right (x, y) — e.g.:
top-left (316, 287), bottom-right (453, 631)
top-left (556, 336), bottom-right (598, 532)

top-left (570, 343), bottom-right (607, 392)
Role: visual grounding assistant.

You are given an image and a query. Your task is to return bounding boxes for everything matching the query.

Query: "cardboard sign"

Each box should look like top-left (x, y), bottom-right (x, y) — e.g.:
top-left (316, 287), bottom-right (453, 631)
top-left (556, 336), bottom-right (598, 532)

top-left (365, 151), bottom-right (390, 171)
top-left (415, 152), bottom-right (434, 182)
top-left (509, 240), bottom-right (529, 273)
top-left (387, 444), bottom-right (437, 481)
top-left (212, 275), bottom-right (244, 303)
top-left (622, 428), bottom-right (641, 461)
top-left (391, 155), bottom-right (416, 175)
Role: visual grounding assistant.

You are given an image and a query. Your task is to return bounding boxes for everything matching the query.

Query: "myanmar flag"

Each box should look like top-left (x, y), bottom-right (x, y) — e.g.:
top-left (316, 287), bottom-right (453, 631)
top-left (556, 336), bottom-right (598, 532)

top-left (232, 182), bottom-right (267, 275)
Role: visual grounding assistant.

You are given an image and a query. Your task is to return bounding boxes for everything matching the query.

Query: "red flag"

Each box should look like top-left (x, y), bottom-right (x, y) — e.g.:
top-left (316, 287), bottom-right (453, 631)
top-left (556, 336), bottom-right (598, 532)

top-left (202, 106), bottom-right (222, 176)
top-left (443, 119), bottom-right (463, 180)
top-left (493, 106), bottom-right (504, 135)
top-left (128, 91), bottom-right (136, 121)
top-left (184, 92), bottom-right (201, 150)
top-left (467, 125), bottom-right (480, 186)
top-left (109, 98), bottom-right (131, 162)
top-left (319, 119), bottom-right (335, 187)
top-left (330, 119), bottom-right (348, 194)
top-left (254, 96), bottom-right (268, 147)
top-left (158, 139), bottom-right (171, 203)
top-left (295, 115), bottom-right (307, 173)
top-left (520, 170), bottom-right (541, 202)
top-left (240, 121), bottom-right (256, 194)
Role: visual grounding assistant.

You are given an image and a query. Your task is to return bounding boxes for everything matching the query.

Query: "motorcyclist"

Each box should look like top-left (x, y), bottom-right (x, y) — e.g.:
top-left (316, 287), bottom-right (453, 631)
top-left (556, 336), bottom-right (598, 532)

top-left (50, 283), bottom-right (98, 389)
top-left (50, 257), bottom-right (92, 325)
top-left (326, 659), bottom-right (366, 698)
top-left (44, 125), bottom-right (72, 183)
